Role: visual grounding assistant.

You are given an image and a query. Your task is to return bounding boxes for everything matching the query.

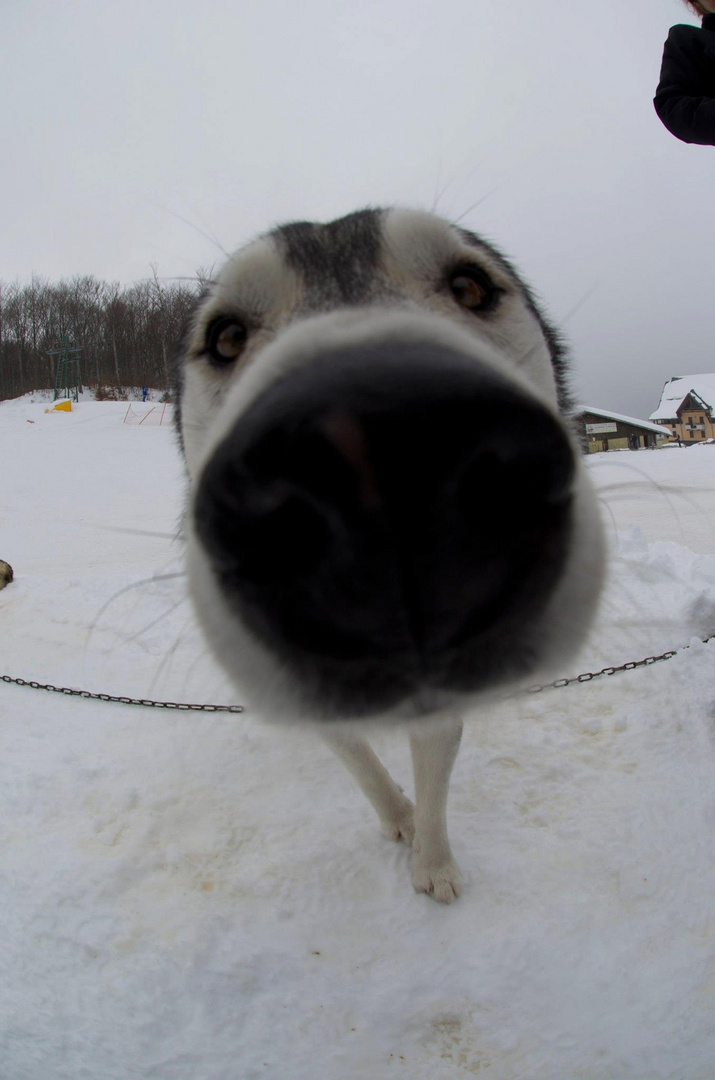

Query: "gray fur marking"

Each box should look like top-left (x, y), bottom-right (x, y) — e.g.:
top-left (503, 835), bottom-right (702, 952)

top-left (274, 208), bottom-right (384, 309)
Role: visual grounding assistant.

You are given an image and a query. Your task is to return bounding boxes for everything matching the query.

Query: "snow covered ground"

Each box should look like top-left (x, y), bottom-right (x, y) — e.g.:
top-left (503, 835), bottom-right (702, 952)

top-left (2, 396), bottom-right (715, 1080)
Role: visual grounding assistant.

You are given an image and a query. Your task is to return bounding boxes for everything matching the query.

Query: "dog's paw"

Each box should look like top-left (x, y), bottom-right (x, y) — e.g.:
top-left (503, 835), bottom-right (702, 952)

top-left (379, 794), bottom-right (415, 845)
top-left (412, 852), bottom-right (462, 904)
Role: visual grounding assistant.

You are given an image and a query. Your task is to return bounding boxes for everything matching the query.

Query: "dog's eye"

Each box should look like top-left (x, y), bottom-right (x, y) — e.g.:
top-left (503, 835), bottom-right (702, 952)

top-left (206, 317), bottom-right (248, 365)
top-left (448, 266), bottom-right (500, 313)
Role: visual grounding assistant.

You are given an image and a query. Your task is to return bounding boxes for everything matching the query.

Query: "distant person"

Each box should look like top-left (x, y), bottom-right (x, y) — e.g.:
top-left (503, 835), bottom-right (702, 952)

top-left (654, 1), bottom-right (715, 144)
top-left (142, 386), bottom-right (149, 402)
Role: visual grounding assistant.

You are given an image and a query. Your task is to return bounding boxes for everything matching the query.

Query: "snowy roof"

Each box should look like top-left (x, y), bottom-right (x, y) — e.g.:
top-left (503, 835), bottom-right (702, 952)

top-left (649, 374), bottom-right (715, 421)
top-left (577, 405), bottom-right (667, 436)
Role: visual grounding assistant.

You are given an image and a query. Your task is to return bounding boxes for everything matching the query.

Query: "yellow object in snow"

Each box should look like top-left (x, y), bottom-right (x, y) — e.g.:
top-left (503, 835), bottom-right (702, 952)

top-left (53, 400), bottom-right (72, 412)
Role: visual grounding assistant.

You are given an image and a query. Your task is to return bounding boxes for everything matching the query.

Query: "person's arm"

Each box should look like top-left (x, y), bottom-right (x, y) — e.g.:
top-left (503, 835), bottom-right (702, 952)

top-left (654, 28), bottom-right (715, 145)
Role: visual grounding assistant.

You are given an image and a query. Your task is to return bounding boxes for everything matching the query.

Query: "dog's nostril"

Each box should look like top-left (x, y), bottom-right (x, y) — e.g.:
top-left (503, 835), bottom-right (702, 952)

top-left (455, 429), bottom-right (574, 522)
top-left (198, 470), bottom-right (332, 585)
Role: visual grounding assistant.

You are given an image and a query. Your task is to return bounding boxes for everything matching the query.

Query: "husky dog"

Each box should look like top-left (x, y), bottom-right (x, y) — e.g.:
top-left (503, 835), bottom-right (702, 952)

top-left (174, 208), bottom-right (604, 903)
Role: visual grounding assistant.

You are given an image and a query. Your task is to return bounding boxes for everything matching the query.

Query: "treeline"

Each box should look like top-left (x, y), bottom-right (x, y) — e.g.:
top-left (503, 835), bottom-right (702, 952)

top-left (0, 272), bottom-right (201, 401)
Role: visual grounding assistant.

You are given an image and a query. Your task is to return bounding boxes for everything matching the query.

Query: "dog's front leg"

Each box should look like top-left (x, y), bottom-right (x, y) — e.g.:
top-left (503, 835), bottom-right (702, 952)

top-left (321, 728), bottom-right (415, 844)
top-left (409, 719), bottom-right (463, 904)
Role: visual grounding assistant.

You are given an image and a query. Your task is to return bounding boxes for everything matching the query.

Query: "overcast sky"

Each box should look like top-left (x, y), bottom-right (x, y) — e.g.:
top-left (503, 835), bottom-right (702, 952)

top-left (1, 0), bottom-right (711, 419)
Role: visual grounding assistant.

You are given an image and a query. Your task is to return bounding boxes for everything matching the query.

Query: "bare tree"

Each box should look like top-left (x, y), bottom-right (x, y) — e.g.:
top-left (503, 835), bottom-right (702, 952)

top-left (0, 270), bottom-right (199, 400)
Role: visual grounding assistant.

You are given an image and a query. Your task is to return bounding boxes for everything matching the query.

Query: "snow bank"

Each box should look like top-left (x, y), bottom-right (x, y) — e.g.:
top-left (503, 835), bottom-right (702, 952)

top-left (2, 400), bottom-right (715, 1079)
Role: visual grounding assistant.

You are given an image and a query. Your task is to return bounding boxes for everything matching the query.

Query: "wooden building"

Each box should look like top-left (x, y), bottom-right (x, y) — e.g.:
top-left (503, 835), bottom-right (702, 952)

top-left (576, 407), bottom-right (669, 453)
top-left (649, 375), bottom-right (715, 443)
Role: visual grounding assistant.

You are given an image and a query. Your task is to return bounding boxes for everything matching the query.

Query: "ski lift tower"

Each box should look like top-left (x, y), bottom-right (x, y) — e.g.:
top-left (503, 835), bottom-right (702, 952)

top-left (49, 336), bottom-right (84, 402)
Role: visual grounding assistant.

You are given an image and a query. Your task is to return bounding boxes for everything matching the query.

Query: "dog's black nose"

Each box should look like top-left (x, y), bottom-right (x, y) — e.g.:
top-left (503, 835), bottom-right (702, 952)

top-left (194, 341), bottom-right (574, 694)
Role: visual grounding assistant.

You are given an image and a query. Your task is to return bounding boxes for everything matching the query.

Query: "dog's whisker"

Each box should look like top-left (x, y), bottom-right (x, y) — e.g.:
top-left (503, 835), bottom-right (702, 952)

top-left (122, 597), bottom-right (189, 649)
top-left (160, 202), bottom-right (230, 258)
top-left (559, 281), bottom-right (603, 326)
top-left (176, 193), bottom-right (230, 259)
top-left (149, 616), bottom-right (197, 697)
top-left (86, 573), bottom-right (187, 649)
top-left (153, 274), bottom-right (217, 287)
top-left (88, 524), bottom-right (181, 541)
top-left (194, 264), bottom-right (218, 288)
top-left (451, 188), bottom-right (500, 225)
top-left (595, 493), bottom-right (620, 538)
top-left (431, 167), bottom-right (461, 213)
top-left (590, 460), bottom-right (715, 541)
top-left (89, 596), bottom-right (189, 658)
top-left (181, 643), bottom-right (218, 697)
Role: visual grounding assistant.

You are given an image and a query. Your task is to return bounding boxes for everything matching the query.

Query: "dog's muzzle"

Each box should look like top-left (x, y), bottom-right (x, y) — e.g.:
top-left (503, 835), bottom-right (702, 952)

top-left (193, 340), bottom-right (575, 716)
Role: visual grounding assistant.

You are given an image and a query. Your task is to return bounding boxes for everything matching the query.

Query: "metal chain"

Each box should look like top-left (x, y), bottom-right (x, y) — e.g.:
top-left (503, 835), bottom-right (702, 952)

top-left (526, 633), bottom-right (715, 694)
top-left (0, 675), bottom-right (243, 713)
top-left (2, 633), bottom-right (714, 712)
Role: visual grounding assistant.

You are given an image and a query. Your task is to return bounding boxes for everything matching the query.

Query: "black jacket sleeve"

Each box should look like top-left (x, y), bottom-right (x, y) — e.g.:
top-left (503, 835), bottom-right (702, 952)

top-left (654, 26), bottom-right (715, 145)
